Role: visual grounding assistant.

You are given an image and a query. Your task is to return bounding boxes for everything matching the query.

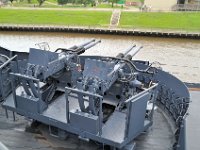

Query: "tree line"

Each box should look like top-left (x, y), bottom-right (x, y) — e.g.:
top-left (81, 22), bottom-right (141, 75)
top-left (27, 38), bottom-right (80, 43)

top-left (9, 0), bottom-right (122, 7)
top-left (57, 0), bottom-right (96, 6)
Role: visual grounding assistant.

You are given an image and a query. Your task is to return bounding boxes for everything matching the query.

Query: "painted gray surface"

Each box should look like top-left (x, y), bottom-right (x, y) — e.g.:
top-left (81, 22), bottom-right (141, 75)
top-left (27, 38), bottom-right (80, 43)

top-left (0, 105), bottom-right (174, 150)
top-left (0, 44), bottom-right (161, 149)
top-left (127, 93), bottom-right (149, 139)
top-left (0, 40), bottom-right (190, 150)
top-left (187, 91), bottom-right (200, 150)
top-left (101, 111), bottom-right (126, 143)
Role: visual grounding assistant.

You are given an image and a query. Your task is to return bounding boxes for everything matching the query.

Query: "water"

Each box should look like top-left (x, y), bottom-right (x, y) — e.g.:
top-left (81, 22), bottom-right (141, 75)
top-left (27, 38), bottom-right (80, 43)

top-left (0, 31), bottom-right (199, 83)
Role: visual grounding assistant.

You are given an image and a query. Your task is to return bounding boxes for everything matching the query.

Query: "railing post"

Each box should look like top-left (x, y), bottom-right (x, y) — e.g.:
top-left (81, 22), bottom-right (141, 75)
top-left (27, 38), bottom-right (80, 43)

top-left (124, 101), bottom-right (131, 139)
top-left (11, 74), bottom-right (17, 108)
top-left (65, 88), bottom-right (70, 123)
top-left (99, 97), bottom-right (103, 136)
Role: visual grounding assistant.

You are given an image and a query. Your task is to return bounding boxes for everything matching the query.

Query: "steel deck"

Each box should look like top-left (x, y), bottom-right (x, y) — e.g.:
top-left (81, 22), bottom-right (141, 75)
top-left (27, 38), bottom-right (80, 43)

top-left (1, 90), bottom-right (199, 150)
top-left (186, 91), bottom-right (200, 150)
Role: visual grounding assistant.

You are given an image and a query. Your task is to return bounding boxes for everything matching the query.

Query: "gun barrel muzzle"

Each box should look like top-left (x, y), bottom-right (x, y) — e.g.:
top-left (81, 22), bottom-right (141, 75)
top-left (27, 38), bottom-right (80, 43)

top-left (116, 45), bottom-right (136, 58)
top-left (84, 40), bottom-right (101, 50)
top-left (69, 39), bottom-right (96, 50)
top-left (125, 46), bottom-right (143, 60)
top-left (124, 45), bottom-right (136, 56)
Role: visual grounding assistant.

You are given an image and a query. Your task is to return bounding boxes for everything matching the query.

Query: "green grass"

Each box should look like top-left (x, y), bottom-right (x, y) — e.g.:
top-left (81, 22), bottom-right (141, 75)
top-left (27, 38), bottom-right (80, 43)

top-left (120, 12), bottom-right (200, 31)
top-left (0, 9), bottom-right (200, 32)
top-left (0, 9), bottom-right (111, 27)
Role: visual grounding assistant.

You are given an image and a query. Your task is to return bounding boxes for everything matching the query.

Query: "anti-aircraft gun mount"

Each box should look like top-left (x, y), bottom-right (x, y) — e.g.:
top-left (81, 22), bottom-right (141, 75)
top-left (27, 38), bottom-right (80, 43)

top-left (0, 39), bottom-right (189, 150)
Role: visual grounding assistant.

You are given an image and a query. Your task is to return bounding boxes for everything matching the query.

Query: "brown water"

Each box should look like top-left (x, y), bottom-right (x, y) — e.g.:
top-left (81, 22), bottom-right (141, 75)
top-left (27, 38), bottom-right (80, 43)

top-left (0, 31), bottom-right (200, 83)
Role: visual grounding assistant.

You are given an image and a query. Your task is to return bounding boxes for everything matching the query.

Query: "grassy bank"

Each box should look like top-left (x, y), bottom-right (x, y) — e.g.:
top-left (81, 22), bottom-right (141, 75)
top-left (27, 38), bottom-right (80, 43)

top-left (119, 12), bottom-right (200, 31)
top-left (11, 0), bottom-right (123, 9)
top-left (0, 9), bottom-right (200, 32)
top-left (0, 9), bottom-right (111, 27)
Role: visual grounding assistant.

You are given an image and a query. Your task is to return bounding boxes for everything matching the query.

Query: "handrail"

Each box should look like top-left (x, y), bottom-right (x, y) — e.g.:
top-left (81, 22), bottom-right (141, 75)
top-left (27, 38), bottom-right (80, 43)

top-left (65, 87), bottom-right (103, 98)
top-left (0, 55), bottom-right (17, 69)
top-left (10, 73), bottom-right (40, 82)
top-left (124, 83), bottom-right (158, 104)
top-left (0, 55), bottom-right (18, 100)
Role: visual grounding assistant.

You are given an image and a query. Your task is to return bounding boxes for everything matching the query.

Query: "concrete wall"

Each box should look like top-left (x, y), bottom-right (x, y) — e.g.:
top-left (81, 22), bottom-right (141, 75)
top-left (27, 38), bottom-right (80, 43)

top-left (144, 0), bottom-right (178, 11)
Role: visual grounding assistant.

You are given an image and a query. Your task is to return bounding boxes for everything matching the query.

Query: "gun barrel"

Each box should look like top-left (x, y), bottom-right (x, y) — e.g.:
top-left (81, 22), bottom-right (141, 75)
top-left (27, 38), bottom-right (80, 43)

top-left (129, 46), bottom-right (143, 57)
top-left (84, 40), bottom-right (101, 50)
top-left (0, 142), bottom-right (9, 150)
top-left (116, 45), bottom-right (136, 58)
top-left (69, 39), bottom-right (96, 50)
top-left (76, 40), bottom-right (101, 55)
top-left (125, 46), bottom-right (143, 60)
top-left (124, 45), bottom-right (136, 56)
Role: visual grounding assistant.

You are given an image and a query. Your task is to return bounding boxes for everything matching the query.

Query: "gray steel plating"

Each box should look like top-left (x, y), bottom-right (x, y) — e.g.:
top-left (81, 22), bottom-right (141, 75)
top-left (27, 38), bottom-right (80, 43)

top-left (0, 40), bottom-right (189, 150)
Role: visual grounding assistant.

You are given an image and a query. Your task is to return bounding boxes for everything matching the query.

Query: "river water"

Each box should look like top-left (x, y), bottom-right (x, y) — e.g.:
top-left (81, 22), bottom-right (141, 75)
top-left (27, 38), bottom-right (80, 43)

top-left (0, 31), bottom-right (199, 83)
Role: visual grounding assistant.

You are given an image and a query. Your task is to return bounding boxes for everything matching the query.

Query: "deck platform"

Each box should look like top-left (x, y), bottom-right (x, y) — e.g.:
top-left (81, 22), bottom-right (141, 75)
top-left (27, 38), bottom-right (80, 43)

top-left (0, 90), bottom-right (199, 150)
top-left (102, 111), bottom-right (126, 143)
top-left (186, 91), bottom-right (200, 150)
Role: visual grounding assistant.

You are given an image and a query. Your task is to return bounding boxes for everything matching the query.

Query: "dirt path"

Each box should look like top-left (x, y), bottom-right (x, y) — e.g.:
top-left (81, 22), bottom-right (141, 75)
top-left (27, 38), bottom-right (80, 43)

top-left (110, 9), bottom-right (121, 28)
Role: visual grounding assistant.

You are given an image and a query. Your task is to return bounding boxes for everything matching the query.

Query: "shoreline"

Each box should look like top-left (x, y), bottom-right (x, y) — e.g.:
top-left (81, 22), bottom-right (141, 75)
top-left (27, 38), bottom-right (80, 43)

top-left (0, 24), bottom-right (199, 39)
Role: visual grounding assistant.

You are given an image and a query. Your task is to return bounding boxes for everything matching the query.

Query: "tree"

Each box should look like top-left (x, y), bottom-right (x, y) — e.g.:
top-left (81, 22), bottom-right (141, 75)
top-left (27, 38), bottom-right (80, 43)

top-left (37, 0), bottom-right (45, 6)
top-left (90, 0), bottom-right (96, 7)
top-left (9, 0), bottom-right (14, 3)
top-left (27, 0), bottom-right (32, 4)
top-left (82, 0), bottom-right (89, 7)
top-left (98, 0), bottom-right (102, 4)
top-left (109, 0), bottom-right (118, 8)
top-left (57, 0), bottom-right (68, 5)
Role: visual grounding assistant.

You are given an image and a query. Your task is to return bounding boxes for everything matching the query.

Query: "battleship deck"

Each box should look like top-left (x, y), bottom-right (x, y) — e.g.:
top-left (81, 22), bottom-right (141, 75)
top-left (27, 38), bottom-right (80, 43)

top-left (1, 89), bottom-right (199, 150)
top-left (0, 43), bottom-right (195, 150)
top-left (187, 90), bottom-right (200, 150)
top-left (0, 104), bottom-right (174, 150)
top-left (2, 91), bottom-right (198, 149)
top-left (1, 87), bottom-right (198, 150)
top-left (2, 92), bottom-right (137, 145)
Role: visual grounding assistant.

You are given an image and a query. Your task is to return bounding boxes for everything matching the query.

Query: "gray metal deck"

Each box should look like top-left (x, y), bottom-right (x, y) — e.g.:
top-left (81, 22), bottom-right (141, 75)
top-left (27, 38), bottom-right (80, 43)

top-left (1, 94), bottom-right (15, 110)
top-left (0, 90), bottom-right (199, 150)
top-left (42, 94), bottom-right (68, 123)
top-left (102, 111), bottom-right (126, 143)
top-left (42, 93), bottom-right (89, 124)
top-left (0, 105), bottom-right (175, 150)
top-left (186, 91), bottom-right (200, 150)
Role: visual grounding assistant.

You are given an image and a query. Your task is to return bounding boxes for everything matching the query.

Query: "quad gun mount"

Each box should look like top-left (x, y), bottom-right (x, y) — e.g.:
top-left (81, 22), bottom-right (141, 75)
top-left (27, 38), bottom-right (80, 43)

top-left (0, 39), bottom-right (189, 150)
